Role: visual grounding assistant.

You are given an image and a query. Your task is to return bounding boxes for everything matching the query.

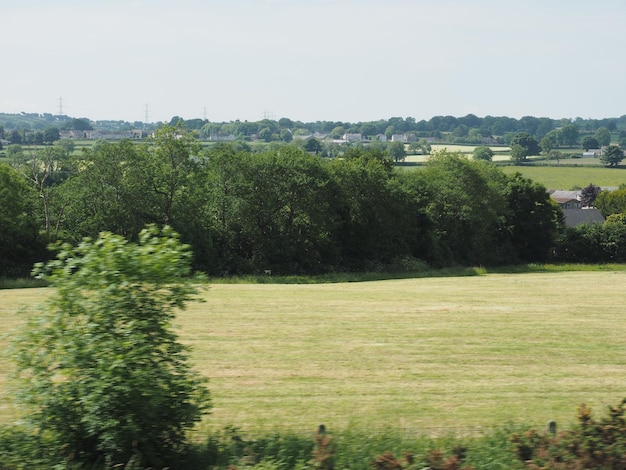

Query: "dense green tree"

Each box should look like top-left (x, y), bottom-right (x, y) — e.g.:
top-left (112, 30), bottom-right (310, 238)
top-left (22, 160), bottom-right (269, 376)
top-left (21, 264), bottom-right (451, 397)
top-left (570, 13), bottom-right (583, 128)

top-left (599, 145), bottom-right (624, 167)
top-left (472, 145), bottom-right (493, 161)
top-left (10, 146), bottom-right (70, 241)
top-left (60, 140), bottom-right (153, 241)
top-left (548, 149), bottom-right (563, 164)
top-left (43, 126), bottom-right (60, 144)
top-left (556, 223), bottom-right (626, 263)
top-left (304, 137), bottom-right (323, 154)
top-left (63, 118), bottom-right (93, 131)
top-left (594, 188), bottom-right (626, 217)
top-left (510, 132), bottom-right (540, 160)
top-left (145, 124), bottom-right (203, 225)
top-left (331, 156), bottom-right (432, 269)
top-left (580, 135), bottom-right (600, 151)
top-left (580, 183), bottom-right (602, 207)
top-left (418, 151), bottom-right (507, 265)
top-left (232, 147), bottom-right (340, 273)
top-left (594, 127), bottom-right (612, 146)
top-left (55, 138), bottom-right (75, 157)
top-left (540, 134), bottom-right (557, 154)
top-left (510, 144), bottom-right (526, 163)
top-left (9, 129), bottom-right (22, 144)
top-left (0, 163), bottom-right (44, 276)
top-left (559, 123), bottom-right (579, 146)
top-left (502, 173), bottom-right (563, 262)
top-left (388, 141), bottom-right (406, 162)
top-left (280, 128), bottom-right (293, 143)
top-left (258, 127), bottom-right (273, 142)
top-left (11, 226), bottom-right (210, 467)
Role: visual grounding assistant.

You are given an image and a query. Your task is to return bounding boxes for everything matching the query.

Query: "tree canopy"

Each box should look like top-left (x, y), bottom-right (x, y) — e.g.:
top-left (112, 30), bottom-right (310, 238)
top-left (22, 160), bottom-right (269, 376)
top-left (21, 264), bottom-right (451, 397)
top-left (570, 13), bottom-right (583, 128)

top-left (11, 226), bottom-right (210, 467)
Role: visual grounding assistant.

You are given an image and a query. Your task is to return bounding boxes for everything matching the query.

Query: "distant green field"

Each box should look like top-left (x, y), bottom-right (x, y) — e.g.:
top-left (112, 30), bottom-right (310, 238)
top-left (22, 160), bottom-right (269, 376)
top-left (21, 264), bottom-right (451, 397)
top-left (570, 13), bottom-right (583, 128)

top-left (500, 165), bottom-right (626, 190)
top-left (2, 270), bottom-right (626, 436)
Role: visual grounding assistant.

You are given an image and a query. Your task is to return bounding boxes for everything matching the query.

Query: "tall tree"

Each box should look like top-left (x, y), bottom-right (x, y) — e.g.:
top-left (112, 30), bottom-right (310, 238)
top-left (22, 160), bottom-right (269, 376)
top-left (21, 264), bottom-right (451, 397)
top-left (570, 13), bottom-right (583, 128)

top-left (580, 183), bottom-right (602, 207)
top-left (559, 124), bottom-right (579, 146)
top-left (0, 163), bottom-right (44, 275)
top-left (11, 226), bottom-right (210, 467)
top-left (580, 136), bottom-right (600, 151)
top-left (145, 124), bottom-right (202, 225)
top-left (388, 141), bottom-right (407, 162)
top-left (510, 132), bottom-right (540, 160)
top-left (60, 140), bottom-right (152, 241)
top-left (594, 127), bottom-right (612, 147)
top-left (599, 145), bottom-right (624, 167)
top-left (10, 146), bottom-right (70, 241)
top-left (473, 145), bottom-right (493, 161)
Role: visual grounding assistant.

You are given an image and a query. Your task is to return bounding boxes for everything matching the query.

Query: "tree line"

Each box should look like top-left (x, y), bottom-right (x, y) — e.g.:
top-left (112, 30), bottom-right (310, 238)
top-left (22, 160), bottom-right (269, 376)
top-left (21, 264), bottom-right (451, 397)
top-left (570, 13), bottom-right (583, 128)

top-left (1, 125), bottom-right (567, 277)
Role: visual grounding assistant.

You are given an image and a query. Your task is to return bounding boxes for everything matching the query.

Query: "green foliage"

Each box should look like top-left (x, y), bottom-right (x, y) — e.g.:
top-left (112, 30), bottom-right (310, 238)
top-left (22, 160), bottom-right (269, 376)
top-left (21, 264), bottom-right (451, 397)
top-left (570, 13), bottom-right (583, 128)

top-left (555, 222), bottom-right (626, 263)
top-left (388, 141), bottom-right (407, 162)
top-left (472, 145), bottom-right (493, 161)
top-left (510, 398), bottom-right (626, 469)
top-left (10, 226), bottom-right (210, 467)
top-left (595, 188), bottom-right (626, 217)
top-left (510, 132), bottom-right (541, 159)
top-left (599, 145), bottom-right (624, 167)
top-left (0, 163), bottom-right (45, 276)
top-left (581, 135), bottom-right (600, 151)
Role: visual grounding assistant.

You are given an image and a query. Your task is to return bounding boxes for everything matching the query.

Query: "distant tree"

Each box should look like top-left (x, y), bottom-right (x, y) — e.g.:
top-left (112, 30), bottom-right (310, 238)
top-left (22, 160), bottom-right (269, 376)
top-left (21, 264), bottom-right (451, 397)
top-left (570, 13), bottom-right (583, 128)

top-left (510, 132), bottom-right (540, 160)
top-left (0, 163), bottom-right (43, 276)
top-left (473, 146), bottom-right (493, 161)
top-left (10, 146), bottom-right (69, 241)
top-left (258, 127), bottom-right (273, 142)
top-left (559, 124), bottom-right (579, 146)
top-left (9, 129), bottom-right (22, 144)
top-left (548, 149), bottom-right (563, 165)
top-left (388, 141), bottom-right (406, 162)
top-left (511, 144), bottom-right (527, 163)
top-left (580, 136), bottom-right (600, 151)
top-left (55, 138), bottom-right (75, 157)
top-left (595, 188), bottom-right (626, 217)
top-left (304, 137), bottom-right (322, 154)
top-left (580, 183), bottom-right (602, 207)
top-left (43, 126), bottom-right (60, 144)
top-left (66, 118), bottom-right (93, 131)
top-left (330, 126), bottom-right (345, 139)
top-left (280, 128), bottom-right (293, 143)
top-left (540, 135), bottom-right (557, 154)
top-left (594, 127), bottom-right (612, 146)
top-left (599, 145), bottom-right (624, 167)
top-left (11, 226), bottom-right (210, 467)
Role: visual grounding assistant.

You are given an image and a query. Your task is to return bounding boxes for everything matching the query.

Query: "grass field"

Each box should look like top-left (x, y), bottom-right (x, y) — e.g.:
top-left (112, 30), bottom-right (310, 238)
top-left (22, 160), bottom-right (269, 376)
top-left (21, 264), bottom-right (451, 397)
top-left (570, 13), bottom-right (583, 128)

top-left (500, 165), bottom-right (626, 190)
top-left (2, 270), bottom-right (626, 437)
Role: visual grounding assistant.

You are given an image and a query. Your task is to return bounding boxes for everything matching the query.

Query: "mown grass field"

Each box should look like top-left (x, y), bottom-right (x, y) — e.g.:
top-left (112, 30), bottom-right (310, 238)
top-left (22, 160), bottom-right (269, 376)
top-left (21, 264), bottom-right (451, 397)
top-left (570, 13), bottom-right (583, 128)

top-left (2, 269), bottom-right (626, 437)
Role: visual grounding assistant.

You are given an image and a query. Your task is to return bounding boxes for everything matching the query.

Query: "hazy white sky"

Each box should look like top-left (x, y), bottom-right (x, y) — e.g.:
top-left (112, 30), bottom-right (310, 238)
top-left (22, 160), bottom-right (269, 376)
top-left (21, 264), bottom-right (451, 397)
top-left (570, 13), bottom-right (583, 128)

top-left (3, 0), bottom-right (626, 123)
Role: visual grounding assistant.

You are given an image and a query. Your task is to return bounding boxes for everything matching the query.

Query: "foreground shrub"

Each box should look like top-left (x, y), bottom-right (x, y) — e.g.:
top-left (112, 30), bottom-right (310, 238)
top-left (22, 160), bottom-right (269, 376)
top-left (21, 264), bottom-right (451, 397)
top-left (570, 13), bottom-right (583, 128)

top-left (510, 398), bottom-right (626, 469)
top-left (9, 226), bottom-right (211, 468)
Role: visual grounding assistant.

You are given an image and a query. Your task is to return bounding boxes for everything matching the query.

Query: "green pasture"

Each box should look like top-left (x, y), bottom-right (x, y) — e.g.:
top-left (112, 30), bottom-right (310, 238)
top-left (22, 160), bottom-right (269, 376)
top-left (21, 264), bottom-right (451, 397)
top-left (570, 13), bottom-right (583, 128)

top-left (2, 270), bottom-right (626, 436)
top-left (500, 165), bottom-right (626, 190)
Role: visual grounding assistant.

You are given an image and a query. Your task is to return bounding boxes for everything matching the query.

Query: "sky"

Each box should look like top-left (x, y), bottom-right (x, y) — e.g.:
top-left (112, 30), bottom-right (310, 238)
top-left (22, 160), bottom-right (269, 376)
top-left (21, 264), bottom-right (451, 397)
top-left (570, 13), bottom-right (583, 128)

top-left (3, 0), bottom-right (626, 124)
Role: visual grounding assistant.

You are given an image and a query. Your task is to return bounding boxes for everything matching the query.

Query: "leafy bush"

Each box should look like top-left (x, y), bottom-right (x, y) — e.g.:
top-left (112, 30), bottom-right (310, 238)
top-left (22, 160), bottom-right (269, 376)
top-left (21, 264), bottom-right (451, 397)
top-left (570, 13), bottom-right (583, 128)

top-left (9, 226), bottom-right (211, 468)
top-left (510, 398), bottom-right (626, 469)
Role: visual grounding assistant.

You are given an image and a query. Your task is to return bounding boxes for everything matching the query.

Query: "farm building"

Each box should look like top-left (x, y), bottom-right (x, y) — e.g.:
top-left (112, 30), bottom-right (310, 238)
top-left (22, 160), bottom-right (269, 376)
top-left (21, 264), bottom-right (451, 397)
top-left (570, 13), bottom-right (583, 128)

top-left (548, 189), bottom-right (606, 227)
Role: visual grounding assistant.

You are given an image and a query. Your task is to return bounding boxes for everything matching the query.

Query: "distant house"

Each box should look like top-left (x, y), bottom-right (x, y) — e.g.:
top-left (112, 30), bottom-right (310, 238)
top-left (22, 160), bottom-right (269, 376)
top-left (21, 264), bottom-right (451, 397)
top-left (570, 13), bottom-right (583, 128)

top-left (548, 190), bottom-right (581, 209)
top-left (548, 189), bottom-right (605, 226)
top-left (582, 148), bottom-right (603, 158)
top-left (561, 208), bottom-right (605, 227)
top-left (342, 133), bottom-right (363, 142)
top-left (391, 134), bottom-right (406, 143)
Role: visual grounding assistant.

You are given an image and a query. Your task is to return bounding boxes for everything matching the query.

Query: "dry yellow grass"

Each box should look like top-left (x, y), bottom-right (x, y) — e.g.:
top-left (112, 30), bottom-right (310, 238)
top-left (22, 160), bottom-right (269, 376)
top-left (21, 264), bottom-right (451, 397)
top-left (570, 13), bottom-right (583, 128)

top-left (2, 272), bottom-right (626, 435)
